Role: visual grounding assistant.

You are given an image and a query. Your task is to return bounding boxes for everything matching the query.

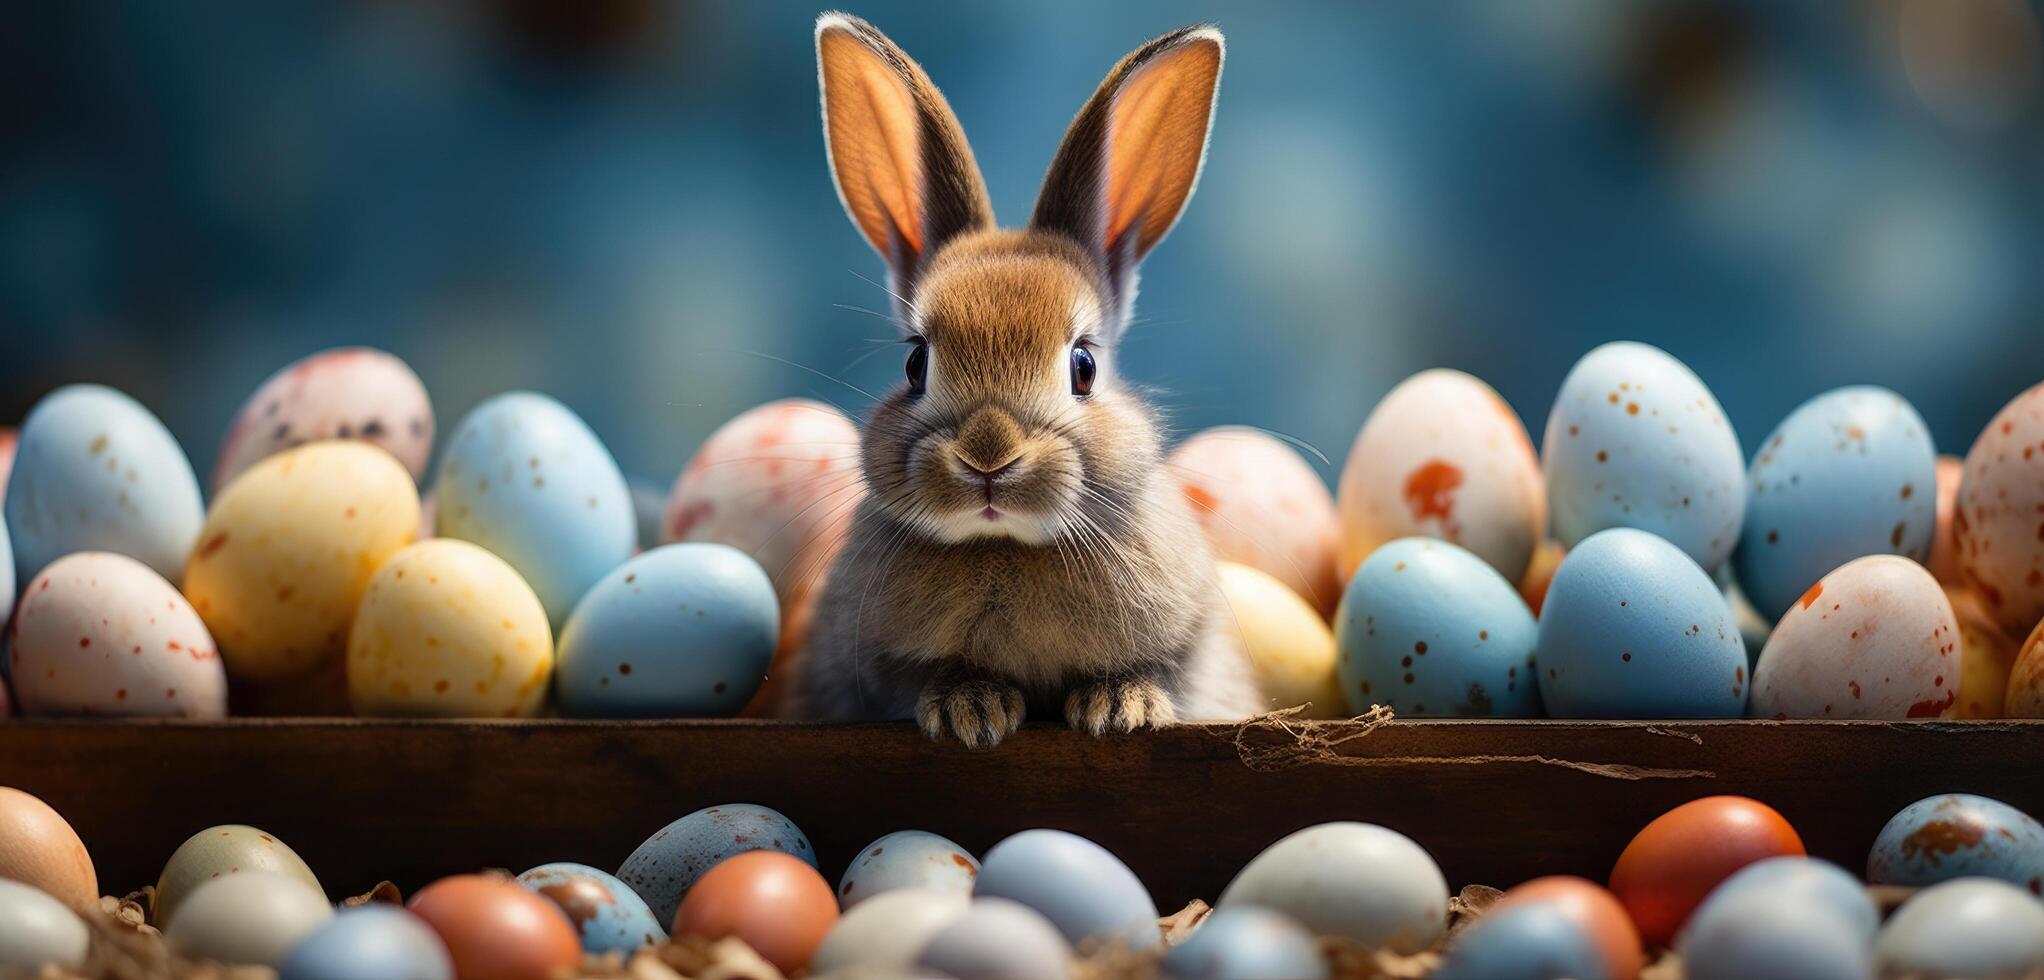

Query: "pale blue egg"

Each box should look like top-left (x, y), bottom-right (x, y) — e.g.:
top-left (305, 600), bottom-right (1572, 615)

top-left (518, 862), bottom-right (666, 955)
top-left (1874, 878), bottom-right (2044, 978)
top-left (1335, 538), bottom-right (1540, 717)
top-left (278, 905), bottom-right (453, 980)
top-left (1733, 386), bottom-right (1936, 621)
top-left (1433, 903), bottom-right (1604, 980)
top-left (916, 898), bottom-right (1071, 980)
top-left (1535, 528), bottom-right (1748, 718)
top-left (1867, 794), bottom-right (2044, 891)
top-left (838, 830), bottom-right (980, 910)
top-left (1688, 856), bottom-right (1878, 944)
top-left (1162, 906), bottom-right (1325, 980)
top-left (1681, 898), bottom-right (1872, 980)
top-left (555, 544), bottom-right (779, 718)
top-left (975, 829), bottom-right (1160, 951)
top-left (615, 803), bottom-right (816, 927)
top-left (434, 392), bottom-right (635, 625)
top-left (5, 384), bottom-right (203, 585)
top-left (1542, 342), bottom-right (1745, 572)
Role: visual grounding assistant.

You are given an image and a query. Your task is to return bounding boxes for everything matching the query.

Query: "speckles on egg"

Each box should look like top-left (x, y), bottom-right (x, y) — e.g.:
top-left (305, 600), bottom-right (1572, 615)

top-left (1955, 381), bottom-right (2044, 635)
top-left (1867, 793), bottom-right (2044, 892)
top-left (615, 803), bottom-right (817, 929)
top-left (517, 862), bottom-right (666, 955)
top-left (1335, 538), bottom-right (1540, 717)
top-left (836, 831), bottom-right (978, 911)
top-left (10, 552), bottom-right (226, 718)
top-left (1170, 427), bottom-right (1343, 616)
top-left (213, 348), bottom-right (434, 492)
top-left (1751, 555), bottom-right (1958, 719)
top-left (345, 539), bottom-right (553, 718)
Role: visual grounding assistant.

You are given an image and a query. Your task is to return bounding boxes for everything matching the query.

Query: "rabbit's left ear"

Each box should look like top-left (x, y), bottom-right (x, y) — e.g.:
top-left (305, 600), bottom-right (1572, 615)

top-left (1031, 25), bottom-right (1223, 310)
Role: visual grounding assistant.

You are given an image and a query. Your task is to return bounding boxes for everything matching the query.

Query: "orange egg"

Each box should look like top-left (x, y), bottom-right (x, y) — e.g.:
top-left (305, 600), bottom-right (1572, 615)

top-left (1608, 796), bottom-right (1804, 946)
top-left (1493, 875), bottom-right (1644, 979)
top-left (408, 874), bottom-right (581, 980)
top-left (0, 786), bottom-right (97, 910)
top-left (673, 850), bottom-right (839, 973)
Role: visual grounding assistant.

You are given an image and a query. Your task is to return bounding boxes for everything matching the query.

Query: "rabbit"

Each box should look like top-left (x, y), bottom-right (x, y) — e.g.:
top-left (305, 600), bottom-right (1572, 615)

top-left (789, 12), bottom-right (1262, 747)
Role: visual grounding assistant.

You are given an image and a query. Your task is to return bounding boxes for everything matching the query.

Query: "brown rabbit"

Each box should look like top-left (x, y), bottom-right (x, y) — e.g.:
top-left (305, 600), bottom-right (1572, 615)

top-left (790, 12), bottom-right (1260, 746)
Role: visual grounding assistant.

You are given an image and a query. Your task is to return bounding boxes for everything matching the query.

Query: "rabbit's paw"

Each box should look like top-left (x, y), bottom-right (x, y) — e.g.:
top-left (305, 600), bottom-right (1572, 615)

top-left (1064, 675), bottom-right (1177, 736)
top-left (915, 670), bottom-right (1027, 750)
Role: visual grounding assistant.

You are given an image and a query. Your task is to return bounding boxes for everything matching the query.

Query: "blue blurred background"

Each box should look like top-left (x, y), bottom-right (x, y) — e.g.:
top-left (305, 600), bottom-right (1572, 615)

top-left (3, 1), bottom-right (2040, 490)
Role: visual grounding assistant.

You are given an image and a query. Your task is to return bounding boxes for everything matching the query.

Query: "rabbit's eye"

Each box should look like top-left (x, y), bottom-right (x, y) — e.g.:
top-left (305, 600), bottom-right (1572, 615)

top-left (905, 339), bottom-right (929, 397)
top-left (1070, 345), bottom-right (1097, 398)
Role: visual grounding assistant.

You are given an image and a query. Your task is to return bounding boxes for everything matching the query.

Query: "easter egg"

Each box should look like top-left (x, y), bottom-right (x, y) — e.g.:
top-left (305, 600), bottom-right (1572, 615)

top-left (1338, 369), bottom-right (1546, 585)
top-left (0, 877), bottom-right (89, 971)
top-left (915, 898), bottom-right (1072, 980)
top-left (0, 426), bottom-right (17, 491)
top-left (5, 384), bottom-right (203, 585)
top-left (812, 888), bottom-right (968, 975)
top-left (1172, 426), bottom-right (1343, 615)
top-left (1867, 793), bottom-right (2044, 891)
top-left (616, 803), bottom-right (817, 928)
top-left (435, 392), bottom-right (635, 626)
top-left (1161, 906), bottom-right (1326, 980)
top-left (1535, 527), bottom-right (1749, 718)
top-left (1218, 822), bottom-right (1448, 953)
top-left (837, 830), bottom-right (979, 910)
top-left (673, 850), bottom-right (839, 973)
top-left (278, 905), bottom-right (454, 980)
top-left (1956, 382), bottom-right (2044, 634)
top-left (2009, 618), bottom-right (2044, 717)
top-left (1750, 555), bottom-right (1958, 719)
top-left (1489, 876), bottom-right (1643, 978)
top-left (1608, 796), bottom-right (1805, 945)
top-left (1542, 342), bottom-right (1744, 572)
top-left (408, 874), bottom-right (582, 980)
top-left (1949, 590), bottom-right (2019, 718)
top-left (0, 786), bottom-right (97, 909)
top-left (10, 552), bottom-right (226, 717)
top-left (1874, 878), bottom-right (2044, 979)
top-left (1732, 386), bottom-right (1936, 620)
top-left (1335, 538), bottom-right (1540, 717)
top-left (1215, 562), bottom-right (1344, 717)
top-left (167, 870), bottom-right (334, 967)
top-left (517, 862), bottom-right (666, 955)
top-left (345, 539), bottom-right (553, 718)
top-left (1520, 540), bottom-right (1565, 616)
top-left (1433, 903), bottom-right (1605, 980)
top-left (1928, 455), bottom-right (1966, 585)
top-left (1688, 857), bottom-right (1878, 943)
top-left (214, 347), bottom-right (434, 491)
top-left (1678, 897), bottom-right (1872, 980)
top-left (155, 824), bottom-right (322, 930)
top-left (975, 829), bottom-right (1160, 951)
top-left (554, 543), bottom-right (779, 718)
top-left (183, 441), bottom-right (420, 683)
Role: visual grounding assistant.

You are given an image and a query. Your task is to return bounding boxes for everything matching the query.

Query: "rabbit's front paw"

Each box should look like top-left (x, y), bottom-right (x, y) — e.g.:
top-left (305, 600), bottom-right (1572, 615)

top-left (1064, 676), bottom-right (1176, 736)
top-left (915, 670), bottom-right (1027, 750)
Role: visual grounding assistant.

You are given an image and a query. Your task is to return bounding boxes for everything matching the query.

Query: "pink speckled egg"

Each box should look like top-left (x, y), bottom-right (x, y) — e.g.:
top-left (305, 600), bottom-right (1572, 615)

top-left (1927, 455), bottom-right (1966, 585)
top-left (1170, 427), bottom-right (1342, 616)
top-left (1750, 555), bottom-right (1958, 720)
top-left (1956, 382), bottom-right (2044, 635)
top-left (1338, 369), bottom-right (1546, 586)
top-left (213, 348), bottom-right (434, 492)
top-left (1946, 590), bottom-right (2020, 719)
top-left (9, 552), bottom-right (227, 718)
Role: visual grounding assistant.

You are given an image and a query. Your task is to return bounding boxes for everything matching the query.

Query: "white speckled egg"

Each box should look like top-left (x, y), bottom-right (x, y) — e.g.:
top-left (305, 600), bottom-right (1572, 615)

top-left (167, 870), bottom-right (333, 967)
top-left (1338, 370), bottom-right (1546, 586)
top-left (615, 803), bottom-right (817, 928)
top-left (10, 552), bottom-right (226, 718)
top-left (915, 898), bottom-right (1071, 980)
top-left (1956, 382), bottom-right (2044, 635)
top-left (1335, 538), bottom-right (1541, 717)
top-left (837, 830), bottom-right (979, 910)
top-left (1218, 822), bottom-right (1448, 953)
top-left (1216, 562), bottom-right (1344, 718)
top-left (1542, 342), bottom-right (1745, 572)
top-left (213, 348), bottom-right (434, 492)
top-left (1172, 427), bottom-right (1343, 616)
top-left (1874, 878), bottom-right (2044, 979)
top-left (182, 441), bottom-right (420, 683)
top-left (1751, 555), bottom-right (1958, 719)
top-left (518, 862), bottom-right (666, 955)
top-left (346, 539), bottom-right (553, 718)
top-left (435, 392), bottom-right (635, 627)
top-left (156, 824), bottom-right (323, 931)
top-left (813, 888), bottom-right (968, 975)
top-left (1733, 386), bottom-right (1936, 621)
top-left (1928, 455), bottom-right (1966, 585)
top-left (1948, 590), bottom-right (2019, 719)
top-left (0, 877), bottom-right (89, 971)
top-left (5, 384), bottom-right (204, 585)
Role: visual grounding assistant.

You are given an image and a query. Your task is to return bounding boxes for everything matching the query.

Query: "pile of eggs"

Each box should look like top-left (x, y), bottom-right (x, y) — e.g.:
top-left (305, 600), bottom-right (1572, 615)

top-left (4, 782), bottom-right (2043, 978)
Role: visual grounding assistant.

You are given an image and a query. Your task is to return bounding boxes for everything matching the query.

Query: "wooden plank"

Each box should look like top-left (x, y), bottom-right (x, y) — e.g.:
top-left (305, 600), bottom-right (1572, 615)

top-left (0, 719), bottom-right (2038, 911)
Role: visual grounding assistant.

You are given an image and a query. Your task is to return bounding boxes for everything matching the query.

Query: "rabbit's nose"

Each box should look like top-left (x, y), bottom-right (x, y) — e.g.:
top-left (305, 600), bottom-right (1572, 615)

top-left (954, 451), bottom-right (1020, 479)
top-left (952, 406), bottom-right (1026, 476)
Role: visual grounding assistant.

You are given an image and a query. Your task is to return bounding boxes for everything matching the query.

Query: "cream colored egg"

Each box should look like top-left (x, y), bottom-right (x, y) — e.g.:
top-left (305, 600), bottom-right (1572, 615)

top-left (347, 539), bottom-right (552, 718)
top-left (167, 870), bottom-right (332, 967)
top-left (1338, 369), bottom-right (1546, 585)
top-left (1216, 562), bottom-right (1343, 718)
top-left (10, 552), bottom-right (227, 718)
top-left (1956, 382), bottom-right (2044, 634)
top-left (1751, 556), bottom-right (1959, 719)
top-left (1170, 428), bottom-right (1343, 617)
top-left (183, 442), bottom-right (419, 683)
top-left (1946, 590), bottom-right (2019, 719)
top-left (1927, 455), bottom-right (1965, 585)
top-left (2005, 617), bottom-right (2044, 717)
top-left (155, 824), bottom-right (322, 930)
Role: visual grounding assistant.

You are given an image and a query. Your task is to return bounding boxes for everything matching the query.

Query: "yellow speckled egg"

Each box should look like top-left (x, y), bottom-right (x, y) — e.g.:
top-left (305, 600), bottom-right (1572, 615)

top-left (183, 442), bottom-right (419, 683)
top-left (2004, 616), bottom-right (2044, 718)
top-left (1946, 590), bottom-right (2019, 719)
top-left (1215, 562), bottom-right (1343, 718)
top-left (347, 539), bottom-right (552, 718)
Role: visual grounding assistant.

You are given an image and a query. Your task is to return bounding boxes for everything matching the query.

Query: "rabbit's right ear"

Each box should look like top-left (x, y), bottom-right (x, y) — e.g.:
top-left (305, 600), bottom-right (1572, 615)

top-left (817, 13), bottom-right (994, 305)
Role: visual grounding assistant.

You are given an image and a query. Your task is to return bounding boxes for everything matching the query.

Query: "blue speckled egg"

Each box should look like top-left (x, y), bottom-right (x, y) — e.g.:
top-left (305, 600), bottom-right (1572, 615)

top-left (615, 803), bottom-right (816, 928)
top-left (555, 544), bottom-right (779, 718)
top-left (434, 392), bottom-right (635, 626)
top-left (1868, 794), bottom-right (2044, 892)
top-left (975, 829), bottom-right (1160, 951)
top-left (1680, 896), bottom-right (1872, 980)
top-left (1688, 857), bottom-right (1878, 944)
top-left (1162, 906), bottom-right (1325, 980)
top-left (518, 862), bottom-right (665, 955)
top-left (1535, 527), bottom-right (1749, 718)
top-left (1733, 386), bottom-right (1936, 621)
top-left (1434, 904), bottom-right (1603, 980)
top-left (5, 384), bottom-right (203, 585)
top-left (1335, 538), bottom-right (1540, 717)
top-left (838, 830), bottom-right (980, 910)
top-left (1542, 342), bottom-right (1745, 572)
top-left (916, 898), bottom-right (1071, 980)
top-left (1874, 878), bottom-right (2044, 979)
top-left (278, 905), bottom-right (454, 980)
